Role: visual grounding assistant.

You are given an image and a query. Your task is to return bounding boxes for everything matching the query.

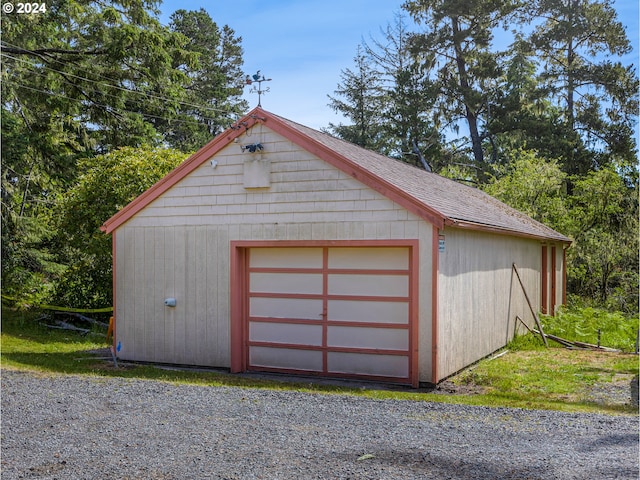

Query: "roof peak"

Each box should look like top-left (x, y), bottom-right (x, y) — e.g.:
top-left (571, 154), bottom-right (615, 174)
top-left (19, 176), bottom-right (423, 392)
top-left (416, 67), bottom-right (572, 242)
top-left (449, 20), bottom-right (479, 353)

top-left (102, 107), bottom-right (570, 243)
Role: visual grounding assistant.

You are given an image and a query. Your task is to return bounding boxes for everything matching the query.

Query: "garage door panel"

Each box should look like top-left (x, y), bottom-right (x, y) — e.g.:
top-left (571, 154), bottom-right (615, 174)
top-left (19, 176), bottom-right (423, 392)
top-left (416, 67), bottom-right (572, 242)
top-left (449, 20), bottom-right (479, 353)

top-left (250, 322), bottom-right (323, 346)
top-left (327, 326), bottom-right (408, 350)
top-left (246, 245), bottom-right (414, 384)
top-left (250, 272), bottom-right (323, 295)
top-left (250, 297), bottom-right (323, 320)
top-left (327, 352), bottom-right (409, 378)
top-left (250, 346), bottom-right (323, 371)
top-left (328, 247), bottom-right (408, 270)
top-left (328, 299), bottom-right (409, 323)
top-left (328, 274), bottom-right (408, 297)
top-left (250, 247), bottom-right (323, 268)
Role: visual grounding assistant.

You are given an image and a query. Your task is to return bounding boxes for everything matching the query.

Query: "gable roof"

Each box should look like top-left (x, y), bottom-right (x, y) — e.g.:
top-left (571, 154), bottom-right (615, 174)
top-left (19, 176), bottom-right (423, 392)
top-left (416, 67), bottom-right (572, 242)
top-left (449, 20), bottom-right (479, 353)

top-left (102, 107), bottom-right (570, 243)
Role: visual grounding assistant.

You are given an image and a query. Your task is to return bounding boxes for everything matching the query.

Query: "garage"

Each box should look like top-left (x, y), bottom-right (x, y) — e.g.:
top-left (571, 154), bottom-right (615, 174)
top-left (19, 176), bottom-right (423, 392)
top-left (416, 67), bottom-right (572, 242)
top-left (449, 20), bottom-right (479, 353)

top-left (242, 244), bottom-right (417, 384)
top-left (103, 107), bottom-right (569, 386)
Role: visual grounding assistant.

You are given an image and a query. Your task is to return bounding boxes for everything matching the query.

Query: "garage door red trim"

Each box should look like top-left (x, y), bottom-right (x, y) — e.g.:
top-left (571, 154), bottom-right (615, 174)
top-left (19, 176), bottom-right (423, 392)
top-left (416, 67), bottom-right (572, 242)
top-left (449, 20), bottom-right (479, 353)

top-left (230, 240), bottom-right (419, 387)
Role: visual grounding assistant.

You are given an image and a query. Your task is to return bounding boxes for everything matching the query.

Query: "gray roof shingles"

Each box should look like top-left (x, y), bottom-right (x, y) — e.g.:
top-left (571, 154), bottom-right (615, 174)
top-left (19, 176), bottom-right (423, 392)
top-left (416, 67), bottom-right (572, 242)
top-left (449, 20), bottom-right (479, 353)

top-left (275, 113), bottom-right (570, 243)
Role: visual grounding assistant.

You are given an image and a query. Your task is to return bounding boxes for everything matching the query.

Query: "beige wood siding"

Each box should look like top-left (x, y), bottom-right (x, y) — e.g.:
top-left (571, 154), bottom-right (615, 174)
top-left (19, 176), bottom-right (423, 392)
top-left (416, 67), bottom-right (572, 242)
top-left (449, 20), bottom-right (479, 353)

top-left (436, 228), bottom-right (541, 380)
top-left (113, 125), bottom-right (434, 380)
top-left (114, 226), bottom-right (231, 366)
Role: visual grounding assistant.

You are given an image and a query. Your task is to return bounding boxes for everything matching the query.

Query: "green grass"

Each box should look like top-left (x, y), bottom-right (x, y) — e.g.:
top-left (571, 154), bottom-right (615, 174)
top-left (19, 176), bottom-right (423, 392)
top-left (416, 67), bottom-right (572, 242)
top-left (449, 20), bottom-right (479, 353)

top-left (2, 306), bottom-right (638, 415)
top-left (451, 348), bottom-right (637, 412)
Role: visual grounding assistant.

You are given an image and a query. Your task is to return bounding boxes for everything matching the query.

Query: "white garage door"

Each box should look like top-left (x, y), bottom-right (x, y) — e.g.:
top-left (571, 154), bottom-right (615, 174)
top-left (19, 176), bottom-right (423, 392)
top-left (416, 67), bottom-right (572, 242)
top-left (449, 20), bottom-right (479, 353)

top-left (246, 246), bottom-right (414, 384)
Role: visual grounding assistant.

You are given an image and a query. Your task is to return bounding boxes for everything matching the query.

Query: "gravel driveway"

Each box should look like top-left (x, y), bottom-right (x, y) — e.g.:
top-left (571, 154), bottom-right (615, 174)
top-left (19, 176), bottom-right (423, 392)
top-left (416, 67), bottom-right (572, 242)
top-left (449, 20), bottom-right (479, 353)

top-left (2, 369), bottom-right (638, 479)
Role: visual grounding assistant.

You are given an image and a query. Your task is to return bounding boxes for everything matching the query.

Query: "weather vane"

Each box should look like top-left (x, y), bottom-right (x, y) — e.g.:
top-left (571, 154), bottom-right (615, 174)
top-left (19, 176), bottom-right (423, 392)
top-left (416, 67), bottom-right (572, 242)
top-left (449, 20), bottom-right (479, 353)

top-left (245, 70), bottom-right (272, 107)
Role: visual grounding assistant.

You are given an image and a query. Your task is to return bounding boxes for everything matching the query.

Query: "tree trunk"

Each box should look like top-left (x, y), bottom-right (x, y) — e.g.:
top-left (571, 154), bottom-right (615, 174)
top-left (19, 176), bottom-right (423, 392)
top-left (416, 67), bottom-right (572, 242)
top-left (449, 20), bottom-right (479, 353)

top-left (565, 0), bottom-right (576, 131)
top-left (450, 16), bottom-right (485, 176)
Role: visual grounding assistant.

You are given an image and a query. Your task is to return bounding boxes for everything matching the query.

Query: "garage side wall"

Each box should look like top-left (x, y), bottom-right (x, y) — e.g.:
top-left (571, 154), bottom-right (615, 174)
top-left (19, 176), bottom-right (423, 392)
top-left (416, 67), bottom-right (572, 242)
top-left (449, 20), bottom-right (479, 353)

top-left (436, 228), bottom-right (541, 380)
top-left (113, 125), bottom-right (435, 381)
top-left (114, 225), bottom-right (232, 367)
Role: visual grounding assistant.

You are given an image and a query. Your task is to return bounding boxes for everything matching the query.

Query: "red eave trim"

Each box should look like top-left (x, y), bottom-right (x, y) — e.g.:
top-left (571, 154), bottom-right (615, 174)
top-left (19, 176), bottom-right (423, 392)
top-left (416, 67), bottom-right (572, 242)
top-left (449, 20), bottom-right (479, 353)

top-left (100, 109), bottom-right (266, 234)
top-left (102, 107), bottom-right (447, 234)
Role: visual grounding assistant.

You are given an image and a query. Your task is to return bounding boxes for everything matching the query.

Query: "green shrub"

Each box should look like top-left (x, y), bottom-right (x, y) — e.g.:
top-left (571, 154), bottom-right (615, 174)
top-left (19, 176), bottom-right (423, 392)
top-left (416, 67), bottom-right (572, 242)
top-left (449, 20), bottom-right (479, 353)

top-left (509, 306), bottom-right (639, 353)
top-left (541, 306), bottom-right (639, 352)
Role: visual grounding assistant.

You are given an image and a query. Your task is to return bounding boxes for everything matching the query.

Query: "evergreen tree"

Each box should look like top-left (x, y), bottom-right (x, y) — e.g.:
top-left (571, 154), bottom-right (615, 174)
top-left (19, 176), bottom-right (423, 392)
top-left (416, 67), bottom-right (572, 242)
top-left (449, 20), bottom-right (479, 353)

top-left (403, 0), bottom-right (519, 179)
top-left (364, 14), bottom-right (443, 169)
top-left (327, 46), bottom-right (388, 151)
top-left (487, 36), bottom-right (572, 164)
top-left (1, 0), bottom-right (197, 153)
top-left (527, 0), bottom-right (638, 175)
top-left (162, 9), bottom-right (247, 152)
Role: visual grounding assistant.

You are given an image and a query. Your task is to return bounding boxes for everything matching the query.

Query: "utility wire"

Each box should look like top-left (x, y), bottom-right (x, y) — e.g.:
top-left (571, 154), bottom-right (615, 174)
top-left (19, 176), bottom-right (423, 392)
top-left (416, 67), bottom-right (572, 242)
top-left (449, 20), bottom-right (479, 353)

top-left (0, 51), bottom-right (239, 120)
top-left (9, 82), bottom-right (231, 127)
top-left (2, 54), bottom-right (233, 125)
top-left (0, 42), bottom-right (244, 117)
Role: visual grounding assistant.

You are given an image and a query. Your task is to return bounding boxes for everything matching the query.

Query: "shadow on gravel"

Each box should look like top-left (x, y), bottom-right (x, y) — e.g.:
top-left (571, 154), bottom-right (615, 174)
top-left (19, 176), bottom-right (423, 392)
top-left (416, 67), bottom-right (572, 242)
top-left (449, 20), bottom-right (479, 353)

top-left (334, 448), bottom-right (550, 479)
top-left (582, 434), bottom-right (640, 451)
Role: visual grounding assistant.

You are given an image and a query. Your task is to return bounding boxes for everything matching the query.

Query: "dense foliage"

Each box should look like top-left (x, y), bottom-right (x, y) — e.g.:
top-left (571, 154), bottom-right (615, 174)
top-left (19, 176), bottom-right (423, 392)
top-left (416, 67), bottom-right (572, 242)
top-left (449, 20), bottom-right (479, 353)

top-left (52, 147), bottom-right (187, 308)
top-left (543, 306), bottom-right (639, 352)
top-left (329, 0), bottom-right (638, 312)
top-left (1, 1), bottom-right (245, 306)
top-left (483, 155), bottom-right (638, 311)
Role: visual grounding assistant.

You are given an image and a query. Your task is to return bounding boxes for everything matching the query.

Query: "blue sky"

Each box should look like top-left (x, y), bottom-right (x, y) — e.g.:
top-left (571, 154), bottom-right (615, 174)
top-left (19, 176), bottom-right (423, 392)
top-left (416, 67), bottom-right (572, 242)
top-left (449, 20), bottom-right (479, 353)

top-left (158, 0), bottom-right (639, 131)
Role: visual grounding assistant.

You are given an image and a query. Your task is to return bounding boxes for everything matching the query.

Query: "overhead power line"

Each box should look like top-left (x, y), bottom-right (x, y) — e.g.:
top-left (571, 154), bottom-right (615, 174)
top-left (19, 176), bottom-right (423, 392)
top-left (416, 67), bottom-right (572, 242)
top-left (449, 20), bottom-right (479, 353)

top-left (0, 41), bottom-right (244, 118)
top-left (2, 53), bottom-right (234, 125)
top-left (8, 82), bottom-right (232, 127)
